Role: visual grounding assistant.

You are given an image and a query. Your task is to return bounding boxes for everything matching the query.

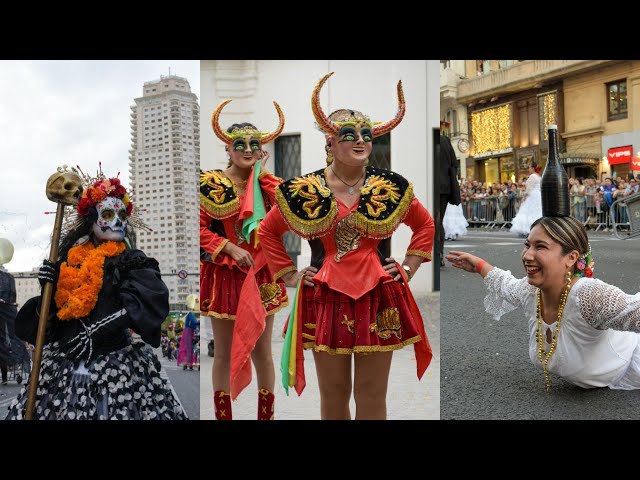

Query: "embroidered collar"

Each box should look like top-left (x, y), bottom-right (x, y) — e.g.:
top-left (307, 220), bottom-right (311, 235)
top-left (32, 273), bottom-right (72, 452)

top-left (275, 166), bottom-right (413, 240)
top-left (200, 170), bottom-right (240, 219)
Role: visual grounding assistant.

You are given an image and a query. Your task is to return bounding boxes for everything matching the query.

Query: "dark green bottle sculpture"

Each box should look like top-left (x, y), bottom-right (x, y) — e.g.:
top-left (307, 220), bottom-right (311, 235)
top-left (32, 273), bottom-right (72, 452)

top-left (541, 124), bottom-right (570, 217)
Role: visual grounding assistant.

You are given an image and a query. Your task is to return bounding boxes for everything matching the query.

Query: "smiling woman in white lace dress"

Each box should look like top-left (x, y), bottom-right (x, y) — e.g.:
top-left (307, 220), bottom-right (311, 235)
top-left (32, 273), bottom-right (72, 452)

top-left (446, 214), bottom-right (640, 391)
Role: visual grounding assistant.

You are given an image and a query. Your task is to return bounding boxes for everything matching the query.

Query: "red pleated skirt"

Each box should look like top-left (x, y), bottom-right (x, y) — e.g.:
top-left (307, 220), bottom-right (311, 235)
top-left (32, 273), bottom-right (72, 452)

top-left (200, 262), bottom-right (288, 319)
top-left (298, 279), bottom-right (423, 354)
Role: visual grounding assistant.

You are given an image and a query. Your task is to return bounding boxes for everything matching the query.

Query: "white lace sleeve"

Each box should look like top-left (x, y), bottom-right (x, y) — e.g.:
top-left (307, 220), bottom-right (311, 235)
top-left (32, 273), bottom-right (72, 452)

top-left (483, 268), bottom-right (535, 320)
top-left (576, 279), bottom-right (640, 332)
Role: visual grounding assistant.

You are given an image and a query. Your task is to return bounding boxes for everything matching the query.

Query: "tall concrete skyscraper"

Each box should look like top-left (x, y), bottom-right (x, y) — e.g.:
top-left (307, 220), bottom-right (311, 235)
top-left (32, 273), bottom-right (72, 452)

top-left (128, 75), bottom-right (200, 310)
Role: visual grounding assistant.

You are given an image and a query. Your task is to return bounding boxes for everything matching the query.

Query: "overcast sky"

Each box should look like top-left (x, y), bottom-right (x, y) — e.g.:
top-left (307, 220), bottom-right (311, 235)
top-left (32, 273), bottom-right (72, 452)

top-left (0, 60), bottom-right (200, 272)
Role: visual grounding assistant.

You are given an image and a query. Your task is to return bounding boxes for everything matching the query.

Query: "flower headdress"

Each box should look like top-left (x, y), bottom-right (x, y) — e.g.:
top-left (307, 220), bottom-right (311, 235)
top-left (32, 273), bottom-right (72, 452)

top-left (77, 176), bottom-right (131, 218)
top-left (63, 163), bottom-right (151, 234)
top-left (311, 72), bottom-right (406, 137)
top-left (574, 243), bottom-right (595, 278)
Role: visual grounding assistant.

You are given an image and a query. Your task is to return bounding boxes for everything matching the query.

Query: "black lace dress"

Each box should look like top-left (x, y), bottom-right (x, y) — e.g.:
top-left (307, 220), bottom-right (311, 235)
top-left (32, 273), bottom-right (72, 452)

top-left (5, 248), bottom-right (188, 420)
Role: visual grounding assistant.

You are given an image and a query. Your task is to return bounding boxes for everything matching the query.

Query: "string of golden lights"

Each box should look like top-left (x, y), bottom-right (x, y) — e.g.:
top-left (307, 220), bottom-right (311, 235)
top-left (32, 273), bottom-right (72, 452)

top-left (471, 104), bottom-right (511, 155)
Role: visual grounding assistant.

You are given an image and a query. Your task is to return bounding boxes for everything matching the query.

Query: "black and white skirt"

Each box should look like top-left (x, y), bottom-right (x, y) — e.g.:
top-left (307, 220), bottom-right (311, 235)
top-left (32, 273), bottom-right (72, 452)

top-left (5, 341), bottom-right (188, 420)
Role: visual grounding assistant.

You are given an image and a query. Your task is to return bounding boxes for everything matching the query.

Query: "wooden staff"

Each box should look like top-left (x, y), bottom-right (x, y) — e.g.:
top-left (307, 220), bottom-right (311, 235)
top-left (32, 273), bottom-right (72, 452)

top-left (25, 168), bottom-right (81, 420)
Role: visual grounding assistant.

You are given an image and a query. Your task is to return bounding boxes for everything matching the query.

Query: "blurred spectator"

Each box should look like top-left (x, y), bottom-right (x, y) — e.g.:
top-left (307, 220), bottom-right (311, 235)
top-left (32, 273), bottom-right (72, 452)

top-left (571, 177), bottom-right (586, 222)
top-left (438, 134), bottom-right (461, 267)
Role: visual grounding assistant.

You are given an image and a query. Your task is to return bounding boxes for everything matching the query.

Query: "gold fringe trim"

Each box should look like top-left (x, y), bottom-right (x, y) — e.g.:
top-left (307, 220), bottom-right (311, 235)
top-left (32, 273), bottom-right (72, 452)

top-left (310, 335), bottom-right (422, 355)
top-left (209, 239), bottom-right (229, 263)
top-left (302, 333), bottom-right (316, 340)
top-left (258, 168), bottom-right (282, 183)
top-left (200, 193), bottom-right (239, 220)
top-left (207, 311), bottom-right (236, 320)
top-left (265, 300), bottom-right (289, 316)
top-left (204, 298), bottom-right (288, 319)
top-left (353, 183), bottom-right (414, 239)
top-left (275, 187), bottom-right (338, 240)
top-left (304, 323), bottom-right (316, 329)
top-left (406, 250), bottom-right (432, 260)
top-left (200, 171), bottom-right (240, 219)
top-left (274, 265), bottom-right (297, 281)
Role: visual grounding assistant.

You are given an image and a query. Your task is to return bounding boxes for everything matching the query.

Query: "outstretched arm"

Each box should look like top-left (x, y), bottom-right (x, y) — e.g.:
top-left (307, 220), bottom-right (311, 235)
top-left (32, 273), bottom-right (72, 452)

top-left (446, 251), bottom-right (494, 277)
top-left (447, 250), bottom-right (534, 320)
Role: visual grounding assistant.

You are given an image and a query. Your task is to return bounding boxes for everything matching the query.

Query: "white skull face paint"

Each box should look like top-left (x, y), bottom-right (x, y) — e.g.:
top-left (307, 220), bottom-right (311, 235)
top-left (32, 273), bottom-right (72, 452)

top-left (92, 196), bottom-right (127, 242)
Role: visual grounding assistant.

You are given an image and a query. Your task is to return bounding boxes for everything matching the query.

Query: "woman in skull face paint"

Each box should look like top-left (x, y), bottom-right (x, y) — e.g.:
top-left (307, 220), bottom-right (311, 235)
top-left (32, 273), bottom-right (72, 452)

top-left (200, 100), bottom-right (287, 419)
top-left (258, 73), bottom-right (435, 419)
top-left (5, 171), bottom-right (187, 420)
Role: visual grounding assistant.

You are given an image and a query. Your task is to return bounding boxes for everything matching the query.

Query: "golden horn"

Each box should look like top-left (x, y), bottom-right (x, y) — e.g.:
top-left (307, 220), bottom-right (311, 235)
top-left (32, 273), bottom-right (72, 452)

top-left (260, 101), bottom-right (285, 145)
top-left (211, 99), bottom-right (233, 144)
top-left (311, 72), bottom-right (340, 136)
top-left (372, 80), bottom-right (406, 138)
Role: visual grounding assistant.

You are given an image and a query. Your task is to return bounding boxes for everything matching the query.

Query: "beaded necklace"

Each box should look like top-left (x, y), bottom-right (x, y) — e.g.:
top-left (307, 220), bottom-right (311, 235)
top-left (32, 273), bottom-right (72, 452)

top-left (536, 274), bottom-right (572, 392)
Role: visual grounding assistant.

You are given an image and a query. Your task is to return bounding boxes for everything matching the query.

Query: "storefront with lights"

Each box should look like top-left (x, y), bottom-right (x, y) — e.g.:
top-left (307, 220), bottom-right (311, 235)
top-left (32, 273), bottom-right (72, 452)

top-left (466, 89), bottom-right (563, 184)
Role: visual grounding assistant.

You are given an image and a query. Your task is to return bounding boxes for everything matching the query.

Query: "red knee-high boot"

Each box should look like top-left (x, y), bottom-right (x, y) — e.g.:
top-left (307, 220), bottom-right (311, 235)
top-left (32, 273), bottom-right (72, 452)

top-left (257, 388), bottom-right (274, 420)
top-left (214, 391), bottom-right (232, 420)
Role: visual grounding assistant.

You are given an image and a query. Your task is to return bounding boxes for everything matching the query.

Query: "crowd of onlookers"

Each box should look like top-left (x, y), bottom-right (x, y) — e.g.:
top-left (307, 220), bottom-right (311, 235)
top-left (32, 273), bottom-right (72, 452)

top-left (458, 174), bottom-right (640, 228)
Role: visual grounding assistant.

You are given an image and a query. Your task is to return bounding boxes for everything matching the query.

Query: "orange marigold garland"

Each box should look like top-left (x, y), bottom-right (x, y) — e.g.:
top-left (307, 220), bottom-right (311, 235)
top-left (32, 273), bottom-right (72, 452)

top-left (55, 241), bottom-right (126, 321)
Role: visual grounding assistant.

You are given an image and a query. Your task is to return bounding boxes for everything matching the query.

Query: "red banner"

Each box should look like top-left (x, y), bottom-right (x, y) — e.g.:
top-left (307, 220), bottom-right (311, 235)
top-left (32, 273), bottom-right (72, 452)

top-left (632, 157), bottom-right (640, 169)
top-left (607, 145), bottom-right (633, 165)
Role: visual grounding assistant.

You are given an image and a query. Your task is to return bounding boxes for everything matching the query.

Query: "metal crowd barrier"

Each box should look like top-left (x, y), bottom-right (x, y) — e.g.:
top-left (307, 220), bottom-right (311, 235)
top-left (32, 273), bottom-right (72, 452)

top-left (460, 192), bottom-right (637, 237)
top-left (611, 192), bottom-right (640, 239)
top-left (582, 198), bottom-right (630, 233)
top-left (461, 197), bottom-right (519, 229)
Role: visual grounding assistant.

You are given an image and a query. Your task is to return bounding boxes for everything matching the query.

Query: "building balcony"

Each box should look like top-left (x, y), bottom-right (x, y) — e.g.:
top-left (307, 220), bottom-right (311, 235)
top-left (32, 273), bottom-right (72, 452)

top-left (440, 67), bottom-right (461, 100)
top-left (457, 60), bottom-right (616, 104)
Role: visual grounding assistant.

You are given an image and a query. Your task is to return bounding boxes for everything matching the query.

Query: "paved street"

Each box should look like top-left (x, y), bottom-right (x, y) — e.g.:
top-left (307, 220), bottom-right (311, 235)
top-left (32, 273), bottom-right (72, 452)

top-left (0, 373), bottom-right (24, 419)
top-left (441, 229), bottom-right (640, 420)
top-left (155, 345), bottom-right (200, 420)
top-left (200, 287), bottom-right (439, 420)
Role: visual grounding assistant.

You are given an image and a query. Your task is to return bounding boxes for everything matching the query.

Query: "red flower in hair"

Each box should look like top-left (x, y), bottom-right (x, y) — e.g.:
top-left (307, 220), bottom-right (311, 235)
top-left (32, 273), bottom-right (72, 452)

top-left (584, 267), bottom-right (593, 278)
top-left (77, 196), bottom-right (92, 218)
top-left (77, 177), bottom-right (131, 218)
